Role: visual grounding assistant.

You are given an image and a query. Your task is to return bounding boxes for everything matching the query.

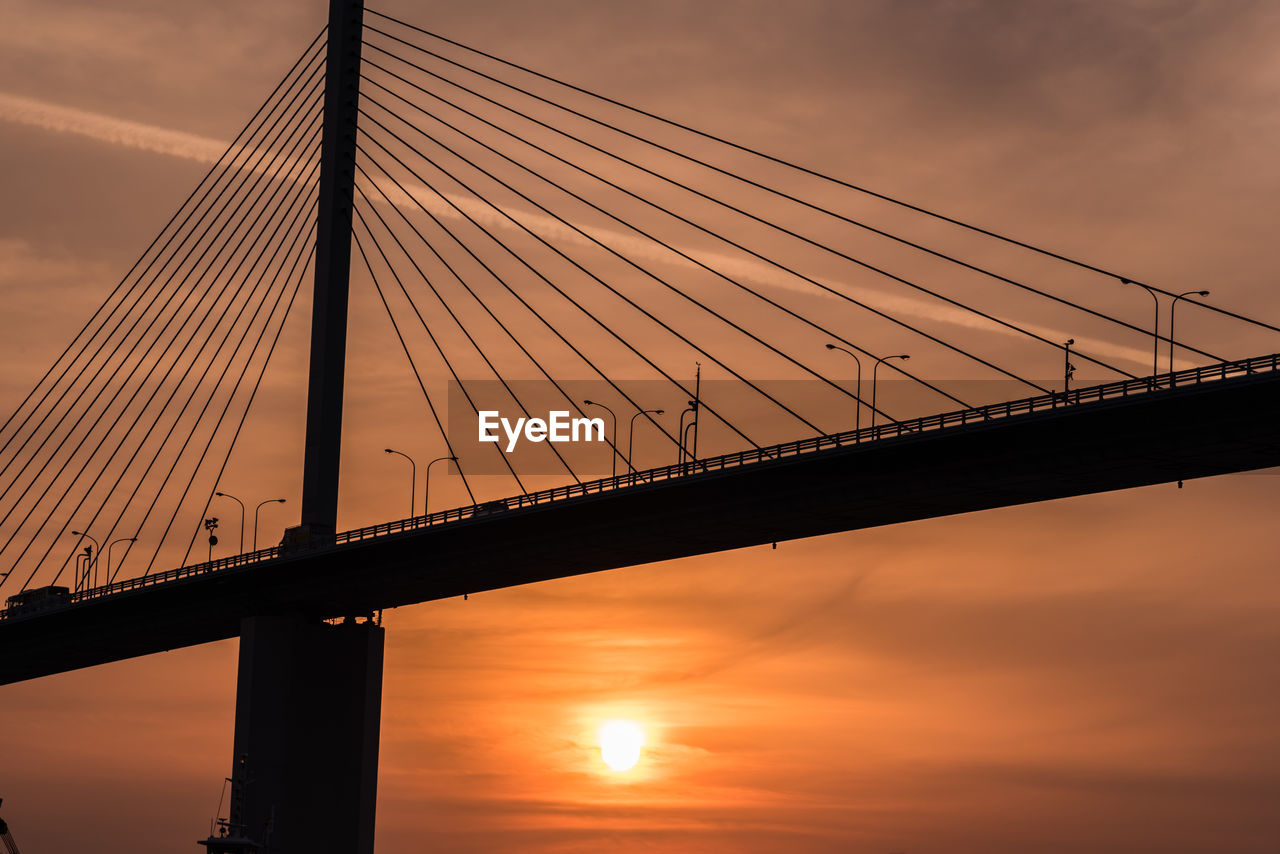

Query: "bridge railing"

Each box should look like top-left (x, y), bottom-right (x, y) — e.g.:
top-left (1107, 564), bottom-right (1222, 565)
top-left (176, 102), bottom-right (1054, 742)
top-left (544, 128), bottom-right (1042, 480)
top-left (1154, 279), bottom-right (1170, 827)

top-left (331, 351), bottom-right (1280, 545)
top-left (4, 351), bottom-right (1276, 622)
top-left (74, 544), bottom-right (285, 603)
top-left (0, 544), bottom-right (287, 622)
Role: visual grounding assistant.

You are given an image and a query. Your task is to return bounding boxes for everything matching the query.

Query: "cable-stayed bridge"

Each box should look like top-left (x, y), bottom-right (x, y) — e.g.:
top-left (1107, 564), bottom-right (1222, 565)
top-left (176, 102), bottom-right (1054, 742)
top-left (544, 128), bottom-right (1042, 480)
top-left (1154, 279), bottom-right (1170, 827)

top-left (1, 1), bottom-right (1278, 851)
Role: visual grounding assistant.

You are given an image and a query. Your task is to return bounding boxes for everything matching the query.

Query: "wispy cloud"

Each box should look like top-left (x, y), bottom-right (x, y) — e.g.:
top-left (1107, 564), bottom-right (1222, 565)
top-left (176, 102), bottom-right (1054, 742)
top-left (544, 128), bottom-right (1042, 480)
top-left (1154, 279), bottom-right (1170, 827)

top-left (0, 89), bottom-right (1150, 373)
top-left (0, 91), bottom-right (226, 163)
top-left (360, 173), bottom-right (1152, 371)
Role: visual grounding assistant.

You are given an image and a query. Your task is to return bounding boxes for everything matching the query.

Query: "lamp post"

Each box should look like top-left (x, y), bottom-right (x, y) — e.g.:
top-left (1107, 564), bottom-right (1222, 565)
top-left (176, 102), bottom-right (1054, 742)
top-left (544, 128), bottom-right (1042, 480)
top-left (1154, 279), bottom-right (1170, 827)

top-left (75, 549), bottom-right (91, 593)
top-left (424, 455), bottom-right (456, 515)
top-left (70, 530), bottom-right (99, 588)
top-left (583, 400), bottom-right (619, 477)
top-left (825, 343), bottom-right (864, 431)
top-left (626, 409), bottom-right (664, 474)
top-left (1122, 278), bottom-right (1160, 377)
top-left (384, 448), bottom-right (416, 518)
top-left (871, 354), bottom-right (910, 428)
top-left (253, 498), bottom-right (286, 551)
top-left (106, 536), bottom-right (136, 584)
top-left (214, 491), bottom-right (245, 554)
top-left (677, 402), bottom-right (697, 465)
top-left (1169, 290), bottom-right (1210, 375)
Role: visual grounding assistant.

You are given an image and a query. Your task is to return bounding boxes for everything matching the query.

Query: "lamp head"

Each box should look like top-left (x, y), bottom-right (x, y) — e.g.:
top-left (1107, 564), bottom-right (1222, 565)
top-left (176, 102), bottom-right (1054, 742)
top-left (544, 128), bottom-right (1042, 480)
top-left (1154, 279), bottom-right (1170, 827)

top-left (825, 343), bottom-right (836, 350)
top-left (1198, 290), bottom-right (1210, 296)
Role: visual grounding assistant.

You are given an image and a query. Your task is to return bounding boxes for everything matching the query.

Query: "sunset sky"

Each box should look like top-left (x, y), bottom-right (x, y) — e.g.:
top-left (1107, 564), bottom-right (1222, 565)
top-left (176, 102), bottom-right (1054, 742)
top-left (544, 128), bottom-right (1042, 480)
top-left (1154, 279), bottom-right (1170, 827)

top-left (2, 1), bottom-right (1280, 851)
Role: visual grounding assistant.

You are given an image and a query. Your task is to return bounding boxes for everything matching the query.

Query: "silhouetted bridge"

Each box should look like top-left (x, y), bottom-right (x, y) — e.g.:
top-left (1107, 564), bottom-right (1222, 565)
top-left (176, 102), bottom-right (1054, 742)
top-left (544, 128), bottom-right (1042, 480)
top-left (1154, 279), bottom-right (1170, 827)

top-left (2, 0), bottom-right (1278, 850)
top-left (5, 352), bottom-right (1278, 684)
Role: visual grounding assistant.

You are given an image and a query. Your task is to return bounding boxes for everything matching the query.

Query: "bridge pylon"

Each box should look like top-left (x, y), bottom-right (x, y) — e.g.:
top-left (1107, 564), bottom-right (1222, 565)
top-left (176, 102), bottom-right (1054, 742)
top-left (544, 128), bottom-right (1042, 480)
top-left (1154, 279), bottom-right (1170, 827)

top-left (222, 0), bottom-right (380, 850)
top-left (299, 0), bottom-right (363, 542)
top-left (225, 615), bottom-right (384, 852)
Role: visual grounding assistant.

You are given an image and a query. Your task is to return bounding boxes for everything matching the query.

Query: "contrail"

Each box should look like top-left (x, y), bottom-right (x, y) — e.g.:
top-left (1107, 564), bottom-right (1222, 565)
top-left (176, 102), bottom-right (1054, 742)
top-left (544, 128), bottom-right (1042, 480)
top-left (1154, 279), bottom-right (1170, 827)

top-left (362, 175), bottom-right (1153, 372)
top-left (0, 91), bottom-right (226, 163)
top-left (0, 90), bottom-right (1153, 372)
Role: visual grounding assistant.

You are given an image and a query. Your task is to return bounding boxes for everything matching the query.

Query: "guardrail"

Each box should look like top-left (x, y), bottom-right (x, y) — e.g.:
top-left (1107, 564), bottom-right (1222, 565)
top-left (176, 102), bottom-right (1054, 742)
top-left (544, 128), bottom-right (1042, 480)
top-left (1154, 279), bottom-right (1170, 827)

top-left (4, 351), bottom-right (1277, 622)
top-left (332, 351), bottom-right (1280, 544)
top-left (74, 545), bottom-right (282, 608)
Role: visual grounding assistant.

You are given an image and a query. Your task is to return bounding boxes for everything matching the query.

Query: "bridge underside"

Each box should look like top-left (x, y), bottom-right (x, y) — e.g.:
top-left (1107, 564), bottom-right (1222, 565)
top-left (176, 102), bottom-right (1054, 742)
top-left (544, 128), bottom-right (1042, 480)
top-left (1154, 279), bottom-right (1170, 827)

top-left (2, 370), bottom-right (1278, 685)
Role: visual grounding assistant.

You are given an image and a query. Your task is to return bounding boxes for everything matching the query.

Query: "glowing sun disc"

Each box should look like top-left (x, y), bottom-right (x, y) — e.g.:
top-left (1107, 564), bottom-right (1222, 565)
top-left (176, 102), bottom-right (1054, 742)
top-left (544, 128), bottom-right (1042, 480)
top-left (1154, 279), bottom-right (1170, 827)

top-left (598, 720), bottom-right (645, 771)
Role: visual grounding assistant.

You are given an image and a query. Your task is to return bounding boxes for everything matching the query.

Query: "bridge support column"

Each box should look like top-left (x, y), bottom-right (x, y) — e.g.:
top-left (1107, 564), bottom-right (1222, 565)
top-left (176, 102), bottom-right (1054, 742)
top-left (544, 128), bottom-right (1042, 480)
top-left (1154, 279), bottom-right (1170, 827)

top-left (299, 0), bottom-right (364, 542)
top-left (230, 615), bottom-right (384, 853)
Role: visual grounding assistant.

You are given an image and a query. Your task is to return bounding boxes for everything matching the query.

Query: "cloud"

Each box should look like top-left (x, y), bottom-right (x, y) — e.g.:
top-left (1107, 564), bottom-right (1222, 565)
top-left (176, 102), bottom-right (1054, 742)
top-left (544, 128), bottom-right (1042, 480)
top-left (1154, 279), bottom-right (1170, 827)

top-left (0, 86), bottom-right (1153, 376)
top-left (0, 90), bottom-right (227, 163)
top-left (359, 170), bottom-right (1154, 372)
top-left (0, 238), bottom-right (96, 286)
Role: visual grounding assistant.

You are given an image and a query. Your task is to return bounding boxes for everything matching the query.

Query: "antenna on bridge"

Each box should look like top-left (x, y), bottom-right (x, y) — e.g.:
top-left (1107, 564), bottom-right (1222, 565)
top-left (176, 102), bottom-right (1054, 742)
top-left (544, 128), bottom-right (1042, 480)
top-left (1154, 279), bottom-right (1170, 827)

top-left (299, 0), bottom-right (364, 542)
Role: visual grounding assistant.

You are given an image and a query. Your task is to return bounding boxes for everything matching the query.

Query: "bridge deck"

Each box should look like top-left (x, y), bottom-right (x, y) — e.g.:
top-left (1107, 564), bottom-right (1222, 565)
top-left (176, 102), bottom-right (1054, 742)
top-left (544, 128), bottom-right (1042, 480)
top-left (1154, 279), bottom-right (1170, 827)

top-left (2, 354), bottom-right (1278, 684)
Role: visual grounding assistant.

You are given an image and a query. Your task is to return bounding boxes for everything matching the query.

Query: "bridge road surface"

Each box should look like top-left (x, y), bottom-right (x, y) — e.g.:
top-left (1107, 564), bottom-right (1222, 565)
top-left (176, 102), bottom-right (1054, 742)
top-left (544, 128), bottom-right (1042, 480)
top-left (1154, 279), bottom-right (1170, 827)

top-left (2, 364), bottom-right (1278, 685)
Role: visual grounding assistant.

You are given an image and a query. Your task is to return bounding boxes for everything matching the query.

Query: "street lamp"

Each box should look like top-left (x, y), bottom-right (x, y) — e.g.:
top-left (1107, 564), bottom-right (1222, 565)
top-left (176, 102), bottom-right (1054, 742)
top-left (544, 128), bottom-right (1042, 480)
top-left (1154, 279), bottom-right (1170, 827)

top-left (583, 400), bottom-right (619, 477)
top-left (1169, 290), bottom-right (1210, 374)
top-left (106, 536), bottom-right (136, 584)
top-left (826, 343), bottom-right (864, 431)
top-left (871, 354), bottom-right (910, 427)
top-left (70, 530), bottom-right (99, 588)
top-left (253, 498), bottom-right (286, 551)
top-left (677, 401), bottom-right (699, 465)
top-left (1122, 278), bottom-right (1160, 377)
top-left (74, 548), bottom-right (92, 593)
top-left (424, 456), bottom-right (456, 515)
top-left (215, 491), bottom-right (245, 554)
top-left (626, 409), bottom-right (664, 474)
top-left (384, 448), bottom-right (417, 518)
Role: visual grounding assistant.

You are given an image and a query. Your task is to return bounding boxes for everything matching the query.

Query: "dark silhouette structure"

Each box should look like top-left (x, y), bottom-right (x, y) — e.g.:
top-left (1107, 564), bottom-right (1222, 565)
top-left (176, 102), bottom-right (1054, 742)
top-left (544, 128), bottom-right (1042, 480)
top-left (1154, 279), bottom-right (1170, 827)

top-left (226, 0), bottom-right (382, 850)
top-left (1, 1), bottom-right (1279, 851)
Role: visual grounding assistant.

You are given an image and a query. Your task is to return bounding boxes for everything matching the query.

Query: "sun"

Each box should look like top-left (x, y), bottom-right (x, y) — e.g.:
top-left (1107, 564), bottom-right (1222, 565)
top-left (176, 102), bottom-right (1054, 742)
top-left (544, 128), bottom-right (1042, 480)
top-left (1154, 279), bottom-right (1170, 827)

top-left (598, 719), bottom-right (645, 772)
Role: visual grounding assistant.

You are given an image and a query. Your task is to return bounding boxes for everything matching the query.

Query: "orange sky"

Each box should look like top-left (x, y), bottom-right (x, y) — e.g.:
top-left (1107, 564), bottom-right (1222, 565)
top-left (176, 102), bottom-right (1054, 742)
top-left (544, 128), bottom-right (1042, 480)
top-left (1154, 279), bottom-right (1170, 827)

top-left (2, 1), bottom-right (1280, 851)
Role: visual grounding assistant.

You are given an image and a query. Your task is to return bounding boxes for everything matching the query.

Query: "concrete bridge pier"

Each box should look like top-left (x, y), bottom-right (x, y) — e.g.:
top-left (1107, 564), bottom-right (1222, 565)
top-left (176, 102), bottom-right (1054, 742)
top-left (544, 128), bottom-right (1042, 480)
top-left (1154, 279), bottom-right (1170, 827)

top-left (229, 615), bottom-right (384, 852)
